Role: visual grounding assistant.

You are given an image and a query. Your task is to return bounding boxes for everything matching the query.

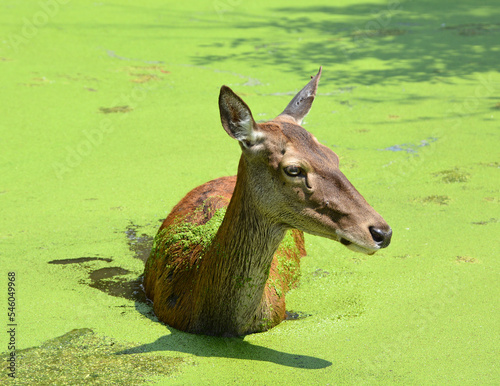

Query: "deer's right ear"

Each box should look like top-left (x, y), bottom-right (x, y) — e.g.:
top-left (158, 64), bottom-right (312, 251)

top-left (219, 86), bottom-right (261, 148)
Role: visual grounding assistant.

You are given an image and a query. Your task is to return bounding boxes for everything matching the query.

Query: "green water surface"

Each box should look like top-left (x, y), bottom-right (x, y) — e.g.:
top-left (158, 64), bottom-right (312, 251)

top-left (1, 0), bottom-right (499, 384)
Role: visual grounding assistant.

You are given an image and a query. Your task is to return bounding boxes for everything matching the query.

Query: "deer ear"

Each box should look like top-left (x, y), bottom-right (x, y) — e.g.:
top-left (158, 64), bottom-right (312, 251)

top-left (219, 86), bottom-right (261, 148)
top-left (278, 66), bottom-right (322, 125)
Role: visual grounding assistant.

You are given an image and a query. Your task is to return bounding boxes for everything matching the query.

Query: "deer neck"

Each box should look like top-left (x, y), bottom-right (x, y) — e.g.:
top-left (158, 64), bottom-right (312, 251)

top-left (195, 157), bottom-right (286, 335)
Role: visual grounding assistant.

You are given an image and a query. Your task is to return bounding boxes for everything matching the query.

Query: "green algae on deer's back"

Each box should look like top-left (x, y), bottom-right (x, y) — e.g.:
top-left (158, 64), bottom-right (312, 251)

top-left (166, 207), bottom-right (226, 253)
top-left (148, 206), bottom-right (227, 271)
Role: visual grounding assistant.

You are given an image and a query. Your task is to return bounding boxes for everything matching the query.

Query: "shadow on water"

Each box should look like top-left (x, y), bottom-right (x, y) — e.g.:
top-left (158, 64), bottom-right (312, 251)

top-left (190, 1), bottom-right (500, 84)
top-left (115, 327), bottom-right (332, 369)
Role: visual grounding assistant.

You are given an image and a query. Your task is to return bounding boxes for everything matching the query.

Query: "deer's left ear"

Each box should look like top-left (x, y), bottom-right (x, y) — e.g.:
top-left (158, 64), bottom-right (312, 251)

top-left (278, 66), bottom-right (322, 125)
top-left (219, 86), bottom-right (261, 148)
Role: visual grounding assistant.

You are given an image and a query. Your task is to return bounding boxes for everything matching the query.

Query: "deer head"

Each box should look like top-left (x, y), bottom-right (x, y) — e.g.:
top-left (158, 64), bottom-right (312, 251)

top-left (219, 67), bottom-right (392, 254)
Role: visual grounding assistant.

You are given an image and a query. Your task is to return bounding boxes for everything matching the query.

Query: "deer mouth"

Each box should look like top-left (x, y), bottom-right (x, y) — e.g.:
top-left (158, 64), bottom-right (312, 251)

top-left (338, 236), bottom-right (377, 255)
top-left (340, 238), bottom-right (352, 246)
top-left (302, 228), bottom-right (378, 255)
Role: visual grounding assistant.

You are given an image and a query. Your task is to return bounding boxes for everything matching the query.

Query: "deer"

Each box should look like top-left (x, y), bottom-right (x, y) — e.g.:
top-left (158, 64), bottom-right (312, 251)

top-left (143, 67), bottom-right (392, 337)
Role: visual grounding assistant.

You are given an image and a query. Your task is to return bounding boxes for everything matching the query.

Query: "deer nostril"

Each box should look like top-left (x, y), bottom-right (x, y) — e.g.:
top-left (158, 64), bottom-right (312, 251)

top-left (369, 226), bottom-right (392, 248)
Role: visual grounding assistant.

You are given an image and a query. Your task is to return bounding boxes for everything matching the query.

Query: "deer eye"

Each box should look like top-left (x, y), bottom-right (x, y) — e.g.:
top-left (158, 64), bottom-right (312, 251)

top-left (284, 165), bottom-right (302, 177)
